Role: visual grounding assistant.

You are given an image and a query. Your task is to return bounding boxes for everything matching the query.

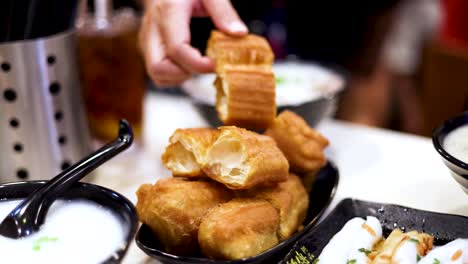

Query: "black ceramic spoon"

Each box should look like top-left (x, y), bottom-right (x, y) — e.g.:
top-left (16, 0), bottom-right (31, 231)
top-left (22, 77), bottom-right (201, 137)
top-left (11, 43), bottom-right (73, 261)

top-left (0, 119), bottom-right (133, 239)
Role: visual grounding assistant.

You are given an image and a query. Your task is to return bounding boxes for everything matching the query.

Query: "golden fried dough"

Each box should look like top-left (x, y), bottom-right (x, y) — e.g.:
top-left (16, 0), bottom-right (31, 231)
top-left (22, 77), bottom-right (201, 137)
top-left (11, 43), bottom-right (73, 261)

top-left (371, 229), bottom-right (434, 264)
top-left (207, 30), bottom-right (276, 130)
top-left (161, 128), bottom-right (218, 177)
top-left (239, 173), bottom-right (309, 240)
top-left (203, 126), bottom-right (289, 189)
top-left (135, 178), bottom-right (233, 255)
top-left (214, 65), bottom-right (276, 130)
top-left (198, 199), bottom-right (279, 260)
top-left (265, 110), bottom-right (329, 172)
top-left (206, 30), bottom-right (274, 73)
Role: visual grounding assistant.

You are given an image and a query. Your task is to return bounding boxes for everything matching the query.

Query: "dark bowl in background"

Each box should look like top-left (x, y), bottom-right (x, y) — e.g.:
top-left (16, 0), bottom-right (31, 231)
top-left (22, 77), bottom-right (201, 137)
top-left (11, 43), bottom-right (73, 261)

top-left (181, 61), bottom-right (347, 128)
top-left (0, 181), bottom-right (138, 263)
top-left (432, 111), bottom-right (468, 194)
top-left (135, 161), bottom-right (340, 264)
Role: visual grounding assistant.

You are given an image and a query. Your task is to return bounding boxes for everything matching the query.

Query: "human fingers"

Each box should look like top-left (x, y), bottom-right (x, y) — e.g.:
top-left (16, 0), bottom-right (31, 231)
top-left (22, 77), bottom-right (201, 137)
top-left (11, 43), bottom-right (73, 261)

top-left (139, 7), bottom-right (191, 86)
top-left (202, 0), bottom-right (248, 36)
top-left (149, 59), bottom-right (191, 83)
top-left (156, 0), bottom-right (214, 73)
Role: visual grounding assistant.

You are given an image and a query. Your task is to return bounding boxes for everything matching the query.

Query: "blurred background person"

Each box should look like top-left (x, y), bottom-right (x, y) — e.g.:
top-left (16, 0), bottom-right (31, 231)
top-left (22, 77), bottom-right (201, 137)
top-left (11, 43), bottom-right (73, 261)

top-left (419, 0), bottom-right (468, 136)
top-left (380, 0), bottom-right (442, 134)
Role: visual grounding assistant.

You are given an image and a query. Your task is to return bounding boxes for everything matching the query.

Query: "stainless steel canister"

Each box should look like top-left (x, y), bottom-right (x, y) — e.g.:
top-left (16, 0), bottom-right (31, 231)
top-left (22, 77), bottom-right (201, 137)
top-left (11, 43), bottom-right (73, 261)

top-left (0, 30), bottom-right (90, 183)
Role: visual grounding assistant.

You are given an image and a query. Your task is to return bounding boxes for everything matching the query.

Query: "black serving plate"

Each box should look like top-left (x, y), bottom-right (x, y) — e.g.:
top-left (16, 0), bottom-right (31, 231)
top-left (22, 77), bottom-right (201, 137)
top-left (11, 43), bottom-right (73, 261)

top-left (0, 181), bottom-right (138, 264)
top-left (281, 198), bottom-right (468, 263)
top-left (135, 161), bottom-right (340, 264)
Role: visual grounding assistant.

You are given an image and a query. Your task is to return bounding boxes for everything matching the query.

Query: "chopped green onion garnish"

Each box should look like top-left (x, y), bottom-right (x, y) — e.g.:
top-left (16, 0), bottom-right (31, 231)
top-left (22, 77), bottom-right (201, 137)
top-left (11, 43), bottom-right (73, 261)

top-left (32, 236), bottom-right (59, 251)
top-left (358, 248), bottom-right (372, 256)
top-left (275, 76), bottom-right (285, 85)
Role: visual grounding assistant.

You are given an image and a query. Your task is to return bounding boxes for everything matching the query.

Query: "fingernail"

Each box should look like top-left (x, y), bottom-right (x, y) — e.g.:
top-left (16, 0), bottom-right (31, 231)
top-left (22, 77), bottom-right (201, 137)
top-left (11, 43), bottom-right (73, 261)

top-left (228, 21), bottom-right (248, 34)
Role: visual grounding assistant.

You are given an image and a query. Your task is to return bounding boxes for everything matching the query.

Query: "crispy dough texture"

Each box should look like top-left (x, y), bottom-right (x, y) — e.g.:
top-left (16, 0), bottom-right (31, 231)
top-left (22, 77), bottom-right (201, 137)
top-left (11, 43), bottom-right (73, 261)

top-left (238, 173), bottom-right (309, 240)
top-left (207, 30), bottom-right (276, 130)
top-left (371, 229), bottom-right (434, 264)
top-left (161, 128), bottom-right (218, 177)
top-left (206, 30), bottom-right (274, 73)
top-left (203, 126), bottom-right (289, 189)
top-left (135, 178), bottom-right (233, 255)
top-left (265, 110), bottom-right (329, 172)
top-left (198, 199), bottom-right (279, 260)
top-left (215, 65), bottom-right (276, 130)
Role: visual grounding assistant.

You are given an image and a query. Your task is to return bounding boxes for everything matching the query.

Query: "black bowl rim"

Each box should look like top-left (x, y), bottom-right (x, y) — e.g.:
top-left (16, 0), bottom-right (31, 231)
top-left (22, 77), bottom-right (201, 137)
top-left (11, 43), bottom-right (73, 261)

top-left (327, 197), bottom-right (468, 225)
top-left (308, 198), bottom-right (468, 242)
top-left (135, 161), bottom-right (340, 264)
top-left (0, 180), bottom-right (138, 263)
top-left (432, 111), bottom-right (468, 174)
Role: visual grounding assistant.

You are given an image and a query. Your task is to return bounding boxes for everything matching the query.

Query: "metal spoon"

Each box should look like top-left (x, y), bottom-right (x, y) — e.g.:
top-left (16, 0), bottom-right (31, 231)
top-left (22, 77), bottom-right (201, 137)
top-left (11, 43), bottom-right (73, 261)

top-left (0, 119), bottom-right (133, 239)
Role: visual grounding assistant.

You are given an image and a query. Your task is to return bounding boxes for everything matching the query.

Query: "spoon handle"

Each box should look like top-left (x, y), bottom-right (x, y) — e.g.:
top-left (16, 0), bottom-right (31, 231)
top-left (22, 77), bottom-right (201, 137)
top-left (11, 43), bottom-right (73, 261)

top-left (32, 119), bottom-right (133, 212)
top-left (0, 120), bottom-right (133, 238)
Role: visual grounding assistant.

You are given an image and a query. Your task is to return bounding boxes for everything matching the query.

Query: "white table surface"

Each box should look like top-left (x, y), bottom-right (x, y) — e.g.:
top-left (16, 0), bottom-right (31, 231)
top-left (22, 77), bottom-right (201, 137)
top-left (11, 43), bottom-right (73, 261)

top-left (91, 92), bottom-right (467, 264)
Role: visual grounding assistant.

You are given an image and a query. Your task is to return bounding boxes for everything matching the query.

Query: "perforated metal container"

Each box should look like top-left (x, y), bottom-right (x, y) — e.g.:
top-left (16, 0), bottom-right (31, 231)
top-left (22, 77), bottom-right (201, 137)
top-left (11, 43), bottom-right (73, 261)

top-left (0, 30), bottom-right (90, 183)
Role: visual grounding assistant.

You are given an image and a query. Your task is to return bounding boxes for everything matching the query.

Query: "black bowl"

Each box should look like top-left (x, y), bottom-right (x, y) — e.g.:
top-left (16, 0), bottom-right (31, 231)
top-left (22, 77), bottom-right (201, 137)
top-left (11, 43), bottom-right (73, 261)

top-left (0, 181), bottom-right (138, 263)
top-left (432, 111), bottom-right (468, 194)
top-left (181, 62), bottom-right (347, 128)
top-left (135, 161), bottom-right (339, 264)
top-left (281, 198), bottom-right (468, 263)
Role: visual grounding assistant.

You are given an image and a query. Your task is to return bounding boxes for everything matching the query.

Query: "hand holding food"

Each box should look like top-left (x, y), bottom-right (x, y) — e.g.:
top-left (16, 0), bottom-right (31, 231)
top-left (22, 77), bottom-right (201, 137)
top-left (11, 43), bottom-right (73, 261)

top-left (136, 42), bottom-right (333, 260)
top-left (140, 0), bottom-right (247, 87)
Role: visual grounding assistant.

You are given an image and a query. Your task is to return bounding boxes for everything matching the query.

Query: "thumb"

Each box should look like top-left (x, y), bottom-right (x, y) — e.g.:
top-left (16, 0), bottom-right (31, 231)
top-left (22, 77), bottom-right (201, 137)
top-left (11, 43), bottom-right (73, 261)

top-left (202, 0), bottom-right (248, 36)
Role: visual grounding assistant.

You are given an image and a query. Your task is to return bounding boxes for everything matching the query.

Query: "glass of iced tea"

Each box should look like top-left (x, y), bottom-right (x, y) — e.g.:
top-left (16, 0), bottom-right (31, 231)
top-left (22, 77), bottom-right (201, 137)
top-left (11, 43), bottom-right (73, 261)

top-left (77, 6), bottom-right (145, 142)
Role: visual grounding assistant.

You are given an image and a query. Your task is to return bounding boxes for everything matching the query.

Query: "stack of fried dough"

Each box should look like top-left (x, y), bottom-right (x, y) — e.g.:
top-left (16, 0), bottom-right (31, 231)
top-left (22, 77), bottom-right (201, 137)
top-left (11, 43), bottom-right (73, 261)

top-left (136, 111), bottom-right (329, 260)
top-left (206, 30), bottom-right (276, 130)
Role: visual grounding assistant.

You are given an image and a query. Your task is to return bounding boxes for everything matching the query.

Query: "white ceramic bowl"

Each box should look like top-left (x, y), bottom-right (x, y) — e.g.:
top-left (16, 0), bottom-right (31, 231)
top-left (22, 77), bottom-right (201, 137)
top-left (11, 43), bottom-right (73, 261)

top-left (181, 61), bottom-right (347, 128)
